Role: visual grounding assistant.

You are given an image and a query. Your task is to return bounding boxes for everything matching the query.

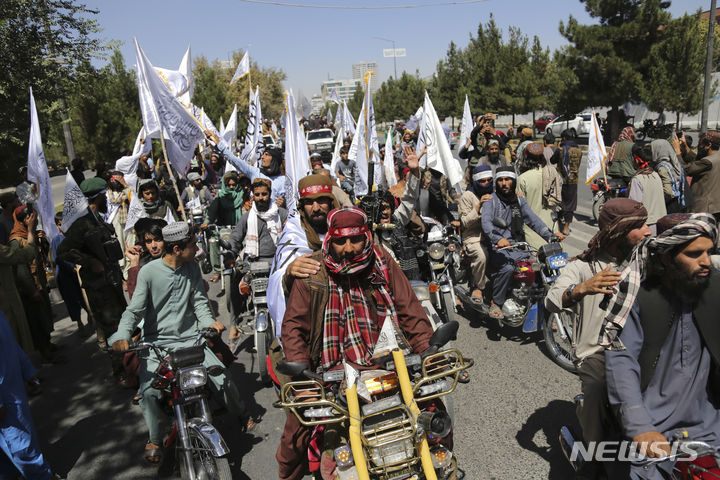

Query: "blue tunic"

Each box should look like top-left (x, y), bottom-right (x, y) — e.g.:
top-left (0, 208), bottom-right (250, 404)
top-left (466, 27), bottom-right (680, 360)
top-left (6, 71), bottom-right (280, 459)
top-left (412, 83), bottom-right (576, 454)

top-left (215, 139), bottom-right (286, 202)
top-left (0, 311), bottom-right (51, 479)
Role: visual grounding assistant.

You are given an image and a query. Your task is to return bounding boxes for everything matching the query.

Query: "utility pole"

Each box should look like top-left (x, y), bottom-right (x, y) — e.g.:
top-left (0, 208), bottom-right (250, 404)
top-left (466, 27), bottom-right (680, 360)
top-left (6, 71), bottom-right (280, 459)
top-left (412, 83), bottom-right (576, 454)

top-left (701, 0), bottom-right (717, 134)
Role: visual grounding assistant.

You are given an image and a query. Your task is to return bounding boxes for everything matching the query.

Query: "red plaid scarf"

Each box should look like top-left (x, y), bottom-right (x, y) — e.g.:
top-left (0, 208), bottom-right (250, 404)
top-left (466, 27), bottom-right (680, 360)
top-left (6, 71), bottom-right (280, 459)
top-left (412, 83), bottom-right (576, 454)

top-left (321, 242), bottom-right (409, 371)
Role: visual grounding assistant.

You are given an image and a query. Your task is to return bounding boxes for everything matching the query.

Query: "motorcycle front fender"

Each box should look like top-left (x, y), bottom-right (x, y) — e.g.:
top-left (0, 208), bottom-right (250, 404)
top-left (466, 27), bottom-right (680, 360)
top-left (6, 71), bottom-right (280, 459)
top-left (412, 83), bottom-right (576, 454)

top-left (186, 418), bottom-right (229, 457)
top-left (255, 310), bottom-right (269, 333)
top-left (592, 191), bottom-right (605, 203)
top-left (522, 302), bottom-right (543, 333)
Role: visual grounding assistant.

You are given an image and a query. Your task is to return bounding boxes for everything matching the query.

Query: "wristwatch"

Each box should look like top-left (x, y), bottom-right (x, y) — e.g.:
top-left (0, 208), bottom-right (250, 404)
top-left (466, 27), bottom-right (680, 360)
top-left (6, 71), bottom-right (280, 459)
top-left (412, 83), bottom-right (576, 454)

top-left (565, 283), bottom-right (578, 305)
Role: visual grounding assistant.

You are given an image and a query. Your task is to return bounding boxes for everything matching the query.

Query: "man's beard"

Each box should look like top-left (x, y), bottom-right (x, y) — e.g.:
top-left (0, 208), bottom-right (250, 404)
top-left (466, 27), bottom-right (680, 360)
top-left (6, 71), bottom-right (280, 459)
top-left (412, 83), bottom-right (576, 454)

top-left (664, 258), bottom-right (712, 301)
top-left (698, 147), bottom-right (709, 159)
top-left (488, 152), bottom-right (500, 164)
top-left (97, 200), bottom-right (108, 214)
top-left (309, 211), bottom-right (328, 234)
top-left (255, 199), bottom-right (270, 212)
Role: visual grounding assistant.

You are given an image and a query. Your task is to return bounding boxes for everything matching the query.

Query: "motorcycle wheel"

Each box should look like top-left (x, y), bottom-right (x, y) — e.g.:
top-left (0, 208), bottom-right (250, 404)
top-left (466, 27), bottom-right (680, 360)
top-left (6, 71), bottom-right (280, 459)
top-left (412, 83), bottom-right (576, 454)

top-left (441, 291), bottom-right (458, 324)
top-left (179, 428), bottom-right (232, 480)
top-left (542, 310), bottom-right (578, 374)
top-left (256, 329), bottom-right (272, 383)
top-left (635, 129), bottom-right (646, 141)
top-left (592, 194), bottom-right (606, 222)
top-left (224, 273), bottom-right (233, 317)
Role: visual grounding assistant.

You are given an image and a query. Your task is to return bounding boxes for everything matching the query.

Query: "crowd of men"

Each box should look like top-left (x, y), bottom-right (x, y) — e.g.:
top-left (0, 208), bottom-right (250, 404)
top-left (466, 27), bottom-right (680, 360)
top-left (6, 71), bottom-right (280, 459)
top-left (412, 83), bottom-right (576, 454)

top-left (4, 109), bottom-right (720, 480)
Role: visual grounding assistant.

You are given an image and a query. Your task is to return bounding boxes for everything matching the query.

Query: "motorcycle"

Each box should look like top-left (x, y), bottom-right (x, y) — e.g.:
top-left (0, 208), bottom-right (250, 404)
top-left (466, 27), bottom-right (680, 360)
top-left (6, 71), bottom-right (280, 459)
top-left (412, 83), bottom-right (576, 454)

top-left (187, 207), bottom-right (212, 275)
top-left (206, 224), bottom-right (235, 312)
top-left (635, 119), bottom-right (675, 141)
top-left (455, 217), bottom-right (576, 373)
top-left (274, 321), bottom-right (473, 480)
top-left (590, 177), bottom-right (628, 222)
top-left (111, 329), bottom-right (232, 480)
top-left (232, 258), bottom-right (274, 382)
top-left (423, 220), bottom-right (464, 325)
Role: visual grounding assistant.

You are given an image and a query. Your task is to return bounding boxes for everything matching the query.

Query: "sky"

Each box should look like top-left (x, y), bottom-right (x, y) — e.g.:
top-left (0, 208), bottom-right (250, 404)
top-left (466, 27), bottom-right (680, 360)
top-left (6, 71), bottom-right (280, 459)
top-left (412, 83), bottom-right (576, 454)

top-left (87, 0), bottom-right (709, 99)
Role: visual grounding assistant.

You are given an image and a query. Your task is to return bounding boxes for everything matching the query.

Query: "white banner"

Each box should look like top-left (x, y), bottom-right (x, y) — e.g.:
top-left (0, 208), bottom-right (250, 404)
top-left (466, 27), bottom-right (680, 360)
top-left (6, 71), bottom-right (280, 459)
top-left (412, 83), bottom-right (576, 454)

top-left (134, 38), bottom-right (204, 175)
top-left (178, 45), bottom-right (192, 106)
top-left (384, 127), bottom-right (398, 188)
top-left (230, 51), bottom-right (250, 84)
top-left (239, 88), bottom-right (263, 166)
top-left (27, 87), bottom-right (59, 241)
top-left (283, 89), bottom-right (311, 212)
top-left (223, 104), bottom-right (238, 145)
top-left (459, 94), bottom-right (473, 154)
top-left (417, 92), bottom-right (464, 187)
top-left (330, 89), bottom-right (341, 104)
top-left (586, 110), bottom-right (607, 184)
top-left (61, 169), bottom-right (88, 231)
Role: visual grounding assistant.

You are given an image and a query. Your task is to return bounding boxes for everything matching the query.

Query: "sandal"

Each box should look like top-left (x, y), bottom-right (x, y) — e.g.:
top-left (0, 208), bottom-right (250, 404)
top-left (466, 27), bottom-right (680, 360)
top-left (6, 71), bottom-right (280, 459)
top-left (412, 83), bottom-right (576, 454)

top-left (488, 304), bottom-right (504, 319)
top-left (240, 414), bottom-right (258, 433)
top-left (143, 442), bottom-right (162, 464)
top-left (209, 273), bottom-right (221, 283)
top-left (458, 370), bottom-right (470, 384)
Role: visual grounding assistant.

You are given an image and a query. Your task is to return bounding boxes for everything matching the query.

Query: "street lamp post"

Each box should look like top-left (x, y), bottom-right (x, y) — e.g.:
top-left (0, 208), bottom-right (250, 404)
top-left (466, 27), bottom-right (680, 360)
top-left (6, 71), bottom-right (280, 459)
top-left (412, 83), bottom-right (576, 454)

top-left (701, 0), bottom-right (717, 134)
top-left (374, 36), bottom-right (397, 79)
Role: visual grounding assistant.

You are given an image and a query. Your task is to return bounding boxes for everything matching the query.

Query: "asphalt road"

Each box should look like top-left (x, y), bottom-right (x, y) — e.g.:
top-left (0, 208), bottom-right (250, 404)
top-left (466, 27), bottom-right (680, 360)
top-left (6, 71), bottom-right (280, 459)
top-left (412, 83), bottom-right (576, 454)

top-left (28, 158), bottom-right (601, 479)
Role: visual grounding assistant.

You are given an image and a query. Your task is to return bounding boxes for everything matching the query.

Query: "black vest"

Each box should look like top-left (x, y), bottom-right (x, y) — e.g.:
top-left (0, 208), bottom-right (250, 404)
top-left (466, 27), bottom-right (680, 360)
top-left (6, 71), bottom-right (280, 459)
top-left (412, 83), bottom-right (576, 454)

top-left (636, 275), bottom-right (720, 405)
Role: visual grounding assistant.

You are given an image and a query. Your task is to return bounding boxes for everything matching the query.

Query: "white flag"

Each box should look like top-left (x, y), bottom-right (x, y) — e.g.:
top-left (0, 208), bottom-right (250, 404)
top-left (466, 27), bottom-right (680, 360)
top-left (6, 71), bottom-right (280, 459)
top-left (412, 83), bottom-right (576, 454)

top-left (239, 88), bottom-right (263, 166)
top-left (384, 128), bottom-right (398, 188)
top-left (459, 95), bottom-right (473, 154)
top-left (178, 45), bottom-right (193, 106)
top-left (230, 51), bottom-right (250, 84)
top-left (326, 106), bottom-right (334, 123)
top-left (134, 38), bottom-right (204, 175)
top-left (266, 89), bottom-right (312, 332)
top-left (223, 104), bottom-right (238, 145)
top-left (329, 123), bottom-right (344, 180)
top-left (219, 117), bottom-right (225, 137)
top-left (61, 169), bottom-right (88, 231)
top-left (153, 67), bottom-right (190, 100)
top-left (124, 193), bottom-right (145, 234)
top-left (330, 89), bottom-right (341, 104)
top-left (200, 107), bottom-right (221, 138)
top-left (349, 74), bottom-right (378, 196)
top-left (334, 102), bottom-right (342, 126)
top-left (27, 88), bottom-right (59, 242)
top-left (586, 110), bottom-right (607, 184)
top-left (342, 101), bottom-right (356, 136)
top-left (417, 92), bottom-right (464, 188)
top-left (115, 127), bottom-right (151, 193)
top-left (283, 89), bottom-right (311, 212)
top-left (298, 95), bottom-right (312, 119)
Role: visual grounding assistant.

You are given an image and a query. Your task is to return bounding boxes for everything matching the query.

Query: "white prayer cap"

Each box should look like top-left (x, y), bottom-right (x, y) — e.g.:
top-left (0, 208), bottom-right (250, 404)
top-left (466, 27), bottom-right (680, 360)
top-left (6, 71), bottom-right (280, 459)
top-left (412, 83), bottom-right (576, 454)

top-left (162, 222), bottom-right (191, 242)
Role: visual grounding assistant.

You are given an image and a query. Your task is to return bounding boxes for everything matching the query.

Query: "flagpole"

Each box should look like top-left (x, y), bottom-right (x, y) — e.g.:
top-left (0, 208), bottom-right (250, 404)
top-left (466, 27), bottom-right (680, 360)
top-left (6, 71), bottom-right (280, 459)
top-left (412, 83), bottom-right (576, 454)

top-left (364, 72), bottom-right (374, 192)
top-left (158, 134), bottom-right (188, 222)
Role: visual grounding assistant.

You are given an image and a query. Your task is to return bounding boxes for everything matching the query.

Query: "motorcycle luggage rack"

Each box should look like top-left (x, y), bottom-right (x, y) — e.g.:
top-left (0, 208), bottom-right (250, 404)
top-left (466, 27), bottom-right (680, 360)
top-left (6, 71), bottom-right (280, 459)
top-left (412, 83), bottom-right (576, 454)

top-left (413, 349), bottom-right (474, 402)
top-left (361, 404), bottom-right (419, 475)
top-left (251, 277), bottom-right (268, 292)
top-left (248, 261), bottom-right (271, 274)
top-left (275, 380), bottom-right (348, 426)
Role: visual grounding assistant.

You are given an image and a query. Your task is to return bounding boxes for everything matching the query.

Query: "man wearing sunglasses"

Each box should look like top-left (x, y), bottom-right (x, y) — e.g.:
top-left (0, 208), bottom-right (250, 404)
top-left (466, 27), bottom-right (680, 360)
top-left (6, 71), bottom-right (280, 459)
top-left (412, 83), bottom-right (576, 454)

top-left (459, 165), bottom-right (493, 302)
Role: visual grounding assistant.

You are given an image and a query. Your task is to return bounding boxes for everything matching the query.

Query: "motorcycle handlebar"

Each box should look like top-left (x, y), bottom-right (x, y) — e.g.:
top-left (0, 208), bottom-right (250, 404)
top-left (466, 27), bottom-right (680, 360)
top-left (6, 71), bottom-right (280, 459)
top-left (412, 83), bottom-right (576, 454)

top-left (103, 329), bottom-right (219, 354)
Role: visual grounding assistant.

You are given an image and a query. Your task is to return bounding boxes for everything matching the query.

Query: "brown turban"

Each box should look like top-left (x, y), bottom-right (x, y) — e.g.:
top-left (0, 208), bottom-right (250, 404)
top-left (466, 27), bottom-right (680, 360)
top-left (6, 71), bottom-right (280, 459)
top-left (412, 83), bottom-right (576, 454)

top-left (297, 174), bottom-right (338, 250)
top-left (576, 198), bottom-right (648, 261)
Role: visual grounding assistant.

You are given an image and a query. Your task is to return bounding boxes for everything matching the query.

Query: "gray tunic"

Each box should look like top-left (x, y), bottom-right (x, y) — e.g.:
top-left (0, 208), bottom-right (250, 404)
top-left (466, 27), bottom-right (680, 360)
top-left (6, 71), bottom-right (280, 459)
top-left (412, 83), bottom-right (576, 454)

top-left (606, 296), bottom-right (720, 477)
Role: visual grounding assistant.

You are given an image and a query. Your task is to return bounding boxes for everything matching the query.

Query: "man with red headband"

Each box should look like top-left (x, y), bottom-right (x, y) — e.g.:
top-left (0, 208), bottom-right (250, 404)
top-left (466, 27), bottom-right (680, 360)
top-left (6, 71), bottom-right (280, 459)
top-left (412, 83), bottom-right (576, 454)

top-left (276, 206), bottom-right (435, 480)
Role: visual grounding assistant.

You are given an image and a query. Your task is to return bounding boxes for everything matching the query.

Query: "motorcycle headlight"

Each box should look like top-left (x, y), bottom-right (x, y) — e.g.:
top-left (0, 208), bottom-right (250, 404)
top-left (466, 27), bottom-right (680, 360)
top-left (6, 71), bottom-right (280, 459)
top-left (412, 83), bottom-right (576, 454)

top-left (548, 253), bottom-right (569, 270)
top-left (428, 243), bottom-right (445, 261)
top-left (219, 228), bottom-right (232, 242)
top-left (370, 438), bottom-right (414, 467)
top-left (178, 366), bottom-right (207, 390)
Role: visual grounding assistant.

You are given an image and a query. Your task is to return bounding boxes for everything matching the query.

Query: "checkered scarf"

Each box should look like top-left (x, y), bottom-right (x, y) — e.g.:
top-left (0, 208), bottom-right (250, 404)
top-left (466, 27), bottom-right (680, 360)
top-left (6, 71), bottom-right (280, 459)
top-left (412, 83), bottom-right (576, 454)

top-left (599, 213), bottom-right (718, 350)
top-left (321, 239), bottom-right (409, 371)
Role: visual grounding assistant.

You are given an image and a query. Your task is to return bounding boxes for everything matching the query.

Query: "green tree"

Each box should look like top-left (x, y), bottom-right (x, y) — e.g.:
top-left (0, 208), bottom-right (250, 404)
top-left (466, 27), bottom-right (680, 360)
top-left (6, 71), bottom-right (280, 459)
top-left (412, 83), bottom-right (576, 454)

top-left (429, 41), bottom-right (467, 119)
top-left (642, 13), bottom-right (709, 126)
top-left (0, 0), bottom-right (104, 184)
top-left (374, 71), bottom-right (426, 122)
top-left (558, 0), bottom-right (672, 138)
top-left (63, 49), bottom-right (142, 166)
top-left (463, 17), bottom-right (505, 115)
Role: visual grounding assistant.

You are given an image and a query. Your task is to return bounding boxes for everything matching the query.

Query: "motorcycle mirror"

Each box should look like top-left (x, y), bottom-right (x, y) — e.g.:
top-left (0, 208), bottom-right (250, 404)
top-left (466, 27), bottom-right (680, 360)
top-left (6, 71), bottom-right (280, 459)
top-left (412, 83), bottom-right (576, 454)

top-left (207, 365), bottom-right (224, 377)
top-left (276, 362), bottom-right (310, 377)
top-left (550, 210), bottom-right (558, 223)
top-left (492, 217), bottom-right (509, 229)
top-left (219, 239), bottom-right (233, 251)
top-left (429, 321), bottom-right (459, 348)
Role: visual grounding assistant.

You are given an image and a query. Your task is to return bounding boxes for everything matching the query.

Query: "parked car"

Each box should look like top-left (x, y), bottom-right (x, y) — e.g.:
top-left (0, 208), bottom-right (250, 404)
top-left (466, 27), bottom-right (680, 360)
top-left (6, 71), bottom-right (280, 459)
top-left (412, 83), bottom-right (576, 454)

top-left (534, 114), bottom-right (555, 133)
top-left (545, 113), bottom-right (592, 137)
top-left (449, 131), bottom-right (459, 150)
top-left (306, 128), bottom-right (334, 163)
